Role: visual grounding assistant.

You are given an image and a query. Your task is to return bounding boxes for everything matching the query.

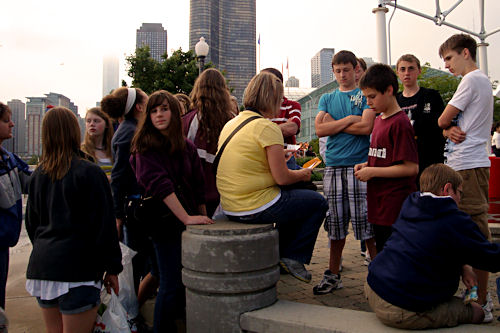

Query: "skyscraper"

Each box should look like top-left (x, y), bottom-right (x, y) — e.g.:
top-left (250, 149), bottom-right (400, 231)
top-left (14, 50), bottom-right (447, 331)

top-left (286, 76), bottom-right (300, 88)
top-left (189, 0), bottom-right (256, 103)
top-left (102, 55), bottom-right (119, 97)
top-left (26, 93), bottom-right (77, 156)
top-left (311, 48), bottom-right (335, 88)
top-left (6, 99), bottom-right (26, 154)
top-left (136, 23), bottom-right (168, 62)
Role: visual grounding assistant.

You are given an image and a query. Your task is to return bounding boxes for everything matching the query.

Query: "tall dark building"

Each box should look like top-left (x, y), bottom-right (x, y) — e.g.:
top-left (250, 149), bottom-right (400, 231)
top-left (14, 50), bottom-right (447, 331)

top-left (136, 23), bottom-right (168, 62)
top-left (311, 48), bottom-right (335, 88)
top-left (189, 0), bottom-right (256, 103)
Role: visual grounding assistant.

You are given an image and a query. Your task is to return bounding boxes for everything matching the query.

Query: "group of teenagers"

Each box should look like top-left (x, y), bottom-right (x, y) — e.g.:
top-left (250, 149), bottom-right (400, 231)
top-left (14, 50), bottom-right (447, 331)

top-left (0, 31), bottom-right (499, 333)
top-left (315, 33), bottom-right (500, 330)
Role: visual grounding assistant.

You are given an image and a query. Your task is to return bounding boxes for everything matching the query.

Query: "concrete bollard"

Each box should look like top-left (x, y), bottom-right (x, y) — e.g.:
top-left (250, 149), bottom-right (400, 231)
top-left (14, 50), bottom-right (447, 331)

top-left (182, 219), bottom-right (280, 333)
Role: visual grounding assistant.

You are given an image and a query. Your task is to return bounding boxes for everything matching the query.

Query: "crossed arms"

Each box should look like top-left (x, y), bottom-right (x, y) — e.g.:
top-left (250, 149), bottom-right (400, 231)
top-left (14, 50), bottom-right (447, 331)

top-left (315, 108), bottom-right (375, 138)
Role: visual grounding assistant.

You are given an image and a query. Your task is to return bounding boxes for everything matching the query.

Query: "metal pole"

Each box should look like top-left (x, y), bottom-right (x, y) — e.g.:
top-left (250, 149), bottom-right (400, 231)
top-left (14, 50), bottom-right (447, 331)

top-left (478, 42), bottom-right (489, 75)
top-left (198, 56), bottom-right (205, 75)
top-left (373, 5), bottom-right (389, 64)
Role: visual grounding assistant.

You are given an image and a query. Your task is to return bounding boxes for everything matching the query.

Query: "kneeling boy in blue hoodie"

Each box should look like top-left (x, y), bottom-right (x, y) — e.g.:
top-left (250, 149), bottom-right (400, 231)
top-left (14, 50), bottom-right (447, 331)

top-left (365, 163), bottom-right (500, 329)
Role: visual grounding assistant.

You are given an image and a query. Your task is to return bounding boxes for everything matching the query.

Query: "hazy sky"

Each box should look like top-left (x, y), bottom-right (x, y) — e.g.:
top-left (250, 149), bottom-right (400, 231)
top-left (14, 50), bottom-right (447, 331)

top-left (1, 0), bottom-right (499, 116)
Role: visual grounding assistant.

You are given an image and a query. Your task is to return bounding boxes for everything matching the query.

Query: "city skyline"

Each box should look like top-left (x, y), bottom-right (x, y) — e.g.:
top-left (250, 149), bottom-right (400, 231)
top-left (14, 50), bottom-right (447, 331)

top-left (1, 1), bottom-right (500, 115)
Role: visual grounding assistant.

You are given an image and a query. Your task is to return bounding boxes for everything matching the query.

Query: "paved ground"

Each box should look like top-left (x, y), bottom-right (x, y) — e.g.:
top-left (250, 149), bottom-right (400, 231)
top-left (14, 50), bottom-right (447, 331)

top-left (277, 226), bottom-right (500, 327)
top-left (5, 200), bottom-right (500, 332)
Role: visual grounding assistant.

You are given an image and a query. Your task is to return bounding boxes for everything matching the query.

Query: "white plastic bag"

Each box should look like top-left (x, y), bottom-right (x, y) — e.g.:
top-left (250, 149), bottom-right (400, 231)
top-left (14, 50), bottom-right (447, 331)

top-left (94, 289), bottom-right (130, 333)
top-left (118, 242), bottom-right (138, 318)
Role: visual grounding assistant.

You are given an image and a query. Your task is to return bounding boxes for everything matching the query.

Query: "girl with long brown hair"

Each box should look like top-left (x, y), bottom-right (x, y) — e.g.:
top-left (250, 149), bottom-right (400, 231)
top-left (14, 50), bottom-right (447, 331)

top-left (130, 90), bottom-right (213, 332)
top-left (183, 68), bottom-right (233, 216)
top-left (25, 107), bottom-right (122, 333)
top-left (81, 107), bottom-right (114, 178)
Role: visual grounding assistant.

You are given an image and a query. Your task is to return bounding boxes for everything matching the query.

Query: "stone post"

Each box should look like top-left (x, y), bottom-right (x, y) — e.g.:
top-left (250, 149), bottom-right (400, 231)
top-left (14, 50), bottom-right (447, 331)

top-left (182, 219), bottom-right (280, 333)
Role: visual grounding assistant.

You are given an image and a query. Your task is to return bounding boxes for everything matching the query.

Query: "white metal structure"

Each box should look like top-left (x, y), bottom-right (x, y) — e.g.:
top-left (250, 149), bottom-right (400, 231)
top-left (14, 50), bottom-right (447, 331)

top-left (373, 0), bottom-right (500, 75)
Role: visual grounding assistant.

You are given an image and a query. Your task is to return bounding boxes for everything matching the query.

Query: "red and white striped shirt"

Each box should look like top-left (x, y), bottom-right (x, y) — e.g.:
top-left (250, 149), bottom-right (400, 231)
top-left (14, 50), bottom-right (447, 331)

top-left (271, 97), bottom-right (301, 144)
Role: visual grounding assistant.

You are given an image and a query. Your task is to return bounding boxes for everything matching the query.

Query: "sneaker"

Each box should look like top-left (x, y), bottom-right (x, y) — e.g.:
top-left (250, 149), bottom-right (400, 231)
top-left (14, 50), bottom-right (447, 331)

top-left (363, 256), bottom-right (371, 266)
top-left (313, 270), bottom-right (343, 295)
top-left (279, 258), bottom-right (312, 283)
top-left (482, 293), bottom-right (494, 323)
top-left (360, 250), bottom-right (367, 257)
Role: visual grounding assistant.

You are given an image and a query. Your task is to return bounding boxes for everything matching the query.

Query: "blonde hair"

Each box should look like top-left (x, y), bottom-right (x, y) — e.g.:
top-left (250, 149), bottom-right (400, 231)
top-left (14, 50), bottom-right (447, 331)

top-left (419, 163), bottom-right (463, 195)
top-left (39, 107), bottom-right (81, 181)
top-left (243, 72), bottom-right (283, 116)
top-left (81, 107), bottom-right (114, 162)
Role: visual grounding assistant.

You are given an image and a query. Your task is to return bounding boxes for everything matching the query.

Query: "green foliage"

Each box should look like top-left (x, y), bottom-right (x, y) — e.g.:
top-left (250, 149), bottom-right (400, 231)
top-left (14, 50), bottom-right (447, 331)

top-left (309, 138), bottom-right (319, 154)
top-left (310, 171), bottom-right (323, 181)
top-left (126, 46), bottom-right (213, 95)
top-left (418, 66), bottom-right (461, 104)
top-left (494, 97), bottom-right (500, 123)
top-left (25, 155), bottom-right (39, 165)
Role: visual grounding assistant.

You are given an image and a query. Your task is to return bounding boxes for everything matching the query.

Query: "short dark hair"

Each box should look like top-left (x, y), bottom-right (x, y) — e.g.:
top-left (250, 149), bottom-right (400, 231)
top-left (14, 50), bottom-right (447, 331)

top-left (332, 50), bottom-right (357, 69)
top-left (357, 58), bottom-right (367, 71)
top-left (359, 63), bottom-right (399, 96)
top-left (0, 102), bottom-right (11, 120)
top-left (439, 34), bottom-right (477, 62)
top-left (396, 54), bottom-right (421, 70)
top-left (261, 68), bottom-right (283, 83)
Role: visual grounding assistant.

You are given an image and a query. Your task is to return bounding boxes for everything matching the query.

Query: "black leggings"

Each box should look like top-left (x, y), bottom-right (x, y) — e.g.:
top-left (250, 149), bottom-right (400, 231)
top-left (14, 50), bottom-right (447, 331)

top-left (373, 225), bottom-right (393, 253)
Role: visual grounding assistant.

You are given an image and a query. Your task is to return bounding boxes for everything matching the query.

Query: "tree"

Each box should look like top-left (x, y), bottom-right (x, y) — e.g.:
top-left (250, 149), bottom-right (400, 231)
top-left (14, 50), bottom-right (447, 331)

top-left (126, 46), bottom-right (214, 95)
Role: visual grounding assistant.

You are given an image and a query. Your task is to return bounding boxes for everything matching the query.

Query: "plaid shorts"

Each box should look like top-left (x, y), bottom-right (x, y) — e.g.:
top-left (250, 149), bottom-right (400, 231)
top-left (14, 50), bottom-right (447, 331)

top-left (323, 166), bottom-right (373, 240)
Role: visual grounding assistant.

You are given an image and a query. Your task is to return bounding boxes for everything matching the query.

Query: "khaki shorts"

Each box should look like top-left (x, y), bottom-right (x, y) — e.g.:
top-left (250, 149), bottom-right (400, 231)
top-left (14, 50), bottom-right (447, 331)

top-left (457, 168), bottom-right (491, 240)
top-left (364, 282), bottom-right (473, 329)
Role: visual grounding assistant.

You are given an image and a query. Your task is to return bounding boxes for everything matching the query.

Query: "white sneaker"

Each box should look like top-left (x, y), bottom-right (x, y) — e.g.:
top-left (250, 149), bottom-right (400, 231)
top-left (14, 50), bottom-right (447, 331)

top-left (482, 293), bottom-right (494, 323)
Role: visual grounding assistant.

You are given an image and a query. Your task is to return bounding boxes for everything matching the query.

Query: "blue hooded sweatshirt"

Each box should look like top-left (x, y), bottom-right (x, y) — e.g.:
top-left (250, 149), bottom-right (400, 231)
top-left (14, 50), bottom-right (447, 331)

top-left (367, 191), bottom-right (500, 312)
top-left (0, 149), bottom-right (30, 248)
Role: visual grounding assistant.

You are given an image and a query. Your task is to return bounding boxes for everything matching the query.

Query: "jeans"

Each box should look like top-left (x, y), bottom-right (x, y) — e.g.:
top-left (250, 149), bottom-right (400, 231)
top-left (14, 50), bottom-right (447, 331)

top-left (153, 234), bottom-right (185, 333)
top-left (228, 189), bottom-right (327, 264)
top-left (286, 155), bottom-right (301, 170)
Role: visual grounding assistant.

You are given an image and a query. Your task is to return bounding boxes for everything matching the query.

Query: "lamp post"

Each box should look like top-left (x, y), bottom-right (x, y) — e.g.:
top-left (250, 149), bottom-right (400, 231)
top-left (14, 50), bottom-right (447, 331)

top-left (195, 37), bottom-right (209, 75)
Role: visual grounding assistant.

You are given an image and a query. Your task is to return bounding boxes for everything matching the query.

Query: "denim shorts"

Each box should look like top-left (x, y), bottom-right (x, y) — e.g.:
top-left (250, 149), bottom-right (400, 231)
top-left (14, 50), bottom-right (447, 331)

top-left (36, 286), bottom-right (100, 315)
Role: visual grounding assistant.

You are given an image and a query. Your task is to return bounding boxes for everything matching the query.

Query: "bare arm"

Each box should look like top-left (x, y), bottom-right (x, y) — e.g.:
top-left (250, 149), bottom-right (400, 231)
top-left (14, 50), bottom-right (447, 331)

top-left (279, 120), bottom-right (299, 138)
top-left (315, 111), bottom-right (361, 137)
top-left (266, 144), bottom-right (311, 185)
top-left (343, 108), bottom-right (376, 135)
top-left (438, 104), bottom-right (461, 129)
top-left (354, 160), bottom-right (419, 182)
top-left (163, 193), bottom-right (213, 225)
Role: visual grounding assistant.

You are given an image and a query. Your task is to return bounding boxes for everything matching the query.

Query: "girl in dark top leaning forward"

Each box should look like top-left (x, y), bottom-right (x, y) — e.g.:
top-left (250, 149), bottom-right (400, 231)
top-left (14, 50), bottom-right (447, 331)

top-left (130, 90), bottom-right (213, 333)
top-left (25, 107), bottom-right (122, 333)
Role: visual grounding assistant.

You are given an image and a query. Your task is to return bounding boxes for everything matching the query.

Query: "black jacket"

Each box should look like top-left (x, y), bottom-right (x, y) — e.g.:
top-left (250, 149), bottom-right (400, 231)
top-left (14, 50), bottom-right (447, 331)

top-left (110, 118), bottom-right (141, 219)
top-left (26, 156), bottom-right (122, 281)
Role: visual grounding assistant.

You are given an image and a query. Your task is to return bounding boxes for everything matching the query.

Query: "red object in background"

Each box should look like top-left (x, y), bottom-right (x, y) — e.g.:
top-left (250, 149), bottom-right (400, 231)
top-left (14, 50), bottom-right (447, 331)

top-left (489, 156), bottom-right (500, 200)
top-left (488, 156), bottom-right (500, 224)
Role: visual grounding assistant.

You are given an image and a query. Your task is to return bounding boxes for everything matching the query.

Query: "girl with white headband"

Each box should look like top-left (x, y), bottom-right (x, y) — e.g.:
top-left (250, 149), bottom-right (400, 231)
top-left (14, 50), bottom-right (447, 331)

top-left (101, 87), bottom-right (152, 296)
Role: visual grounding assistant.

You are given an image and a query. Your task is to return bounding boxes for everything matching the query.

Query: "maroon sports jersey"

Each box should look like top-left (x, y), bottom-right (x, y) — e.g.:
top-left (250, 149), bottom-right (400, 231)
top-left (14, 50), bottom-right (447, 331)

top-left (367, 111), bottom-right (418, 226)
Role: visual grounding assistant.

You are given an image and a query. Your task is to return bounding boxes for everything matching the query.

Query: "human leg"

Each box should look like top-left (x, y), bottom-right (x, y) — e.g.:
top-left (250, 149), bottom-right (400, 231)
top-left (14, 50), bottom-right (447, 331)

top-left (40, 307), bottom-right (63, 333)
top-left (458, 168), bottom-right (491, 318)
top-left (365, 282), bottom-right (474, 329)
top-left (373, 225), bottom-right (392, 253)
top-left (259, 189), bottom-right (327, 264)
top-left (61, 306), bottom-right (98, 333)
top-left (313, 167), bottom-right (348, 293)
top-left (153, 235), bottom-right (184, 333)
top-left (0, 249), bottom-right (8, 309)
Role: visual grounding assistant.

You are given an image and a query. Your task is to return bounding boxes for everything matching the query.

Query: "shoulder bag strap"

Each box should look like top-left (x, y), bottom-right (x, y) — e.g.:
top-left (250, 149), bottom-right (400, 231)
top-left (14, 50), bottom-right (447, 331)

top-left (213, 115), bottom-right (261, 173)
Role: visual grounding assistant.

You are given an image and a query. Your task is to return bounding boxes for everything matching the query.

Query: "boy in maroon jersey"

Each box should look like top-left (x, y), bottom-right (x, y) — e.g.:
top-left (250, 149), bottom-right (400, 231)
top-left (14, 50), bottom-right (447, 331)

top-left (355, 64), bottom-right (419, 252)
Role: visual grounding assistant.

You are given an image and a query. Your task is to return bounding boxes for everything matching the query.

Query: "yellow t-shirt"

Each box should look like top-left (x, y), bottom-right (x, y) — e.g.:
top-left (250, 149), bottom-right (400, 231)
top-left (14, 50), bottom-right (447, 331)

top-left (216, 111), bottom-right (284, 214)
